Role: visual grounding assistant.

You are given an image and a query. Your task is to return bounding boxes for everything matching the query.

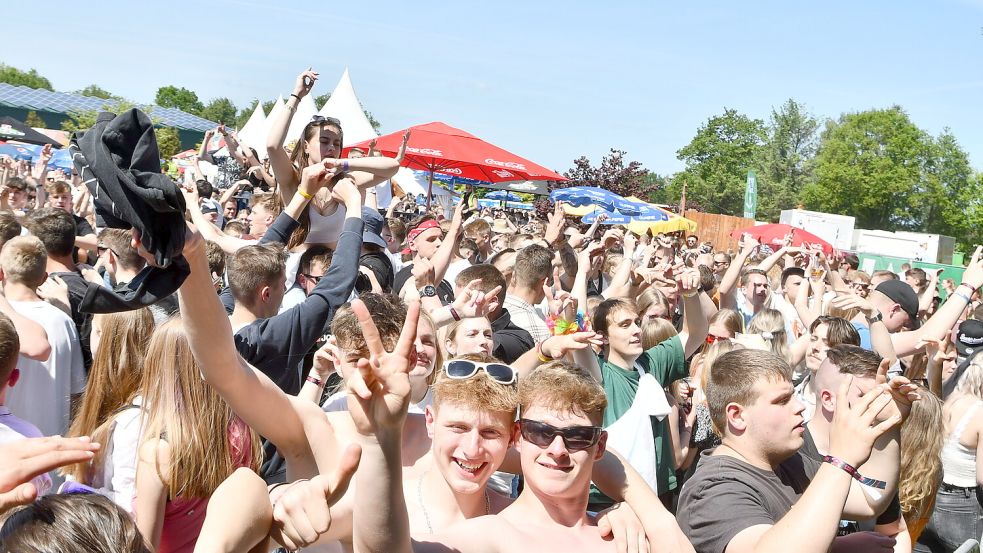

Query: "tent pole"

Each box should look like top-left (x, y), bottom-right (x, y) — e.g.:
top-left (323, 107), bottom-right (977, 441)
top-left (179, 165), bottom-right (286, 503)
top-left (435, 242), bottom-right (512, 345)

top-left (426, 169), bottom-right (434, 212)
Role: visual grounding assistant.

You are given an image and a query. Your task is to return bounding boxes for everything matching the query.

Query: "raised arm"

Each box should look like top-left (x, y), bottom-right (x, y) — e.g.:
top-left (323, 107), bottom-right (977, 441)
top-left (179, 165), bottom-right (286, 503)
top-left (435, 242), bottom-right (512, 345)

top-left (347, 299), bottom-right (419, 553)
top-left (917, 269), bottom-right (941, 315)
top-left (175, 227), bottom-right (315, 465)
top-left (428, 200), bottom-right (465, 286)
top-left (719, 236), bottom-right (758, 310)
top-left (220, 126), bottom-right (248, 166)
top-left (892, 247), bottom-right (982, 356)
top-left (267, 68), bottom-right (318, 199)
top-left (830, 293), bottom-right (898, 368)
top-left (676, 268), bottom-right (711, 358)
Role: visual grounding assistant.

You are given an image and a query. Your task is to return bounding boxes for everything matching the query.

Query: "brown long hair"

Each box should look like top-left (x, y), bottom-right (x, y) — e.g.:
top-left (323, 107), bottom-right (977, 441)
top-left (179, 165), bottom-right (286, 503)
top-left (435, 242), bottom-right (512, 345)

top-left (63, 309), bottom-right (155, 482)
top-left (285, 119), bottom-right (346, 249)
top-left (139, 318), bottom-right (261, 498)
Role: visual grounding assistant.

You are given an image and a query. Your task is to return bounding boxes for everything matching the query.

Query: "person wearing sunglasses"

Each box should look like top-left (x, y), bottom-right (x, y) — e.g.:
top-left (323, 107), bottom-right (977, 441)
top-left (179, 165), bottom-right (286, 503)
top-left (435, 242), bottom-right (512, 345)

top-left (348, 353), bottom-right (692, 553)
top-left (266, 68), bottom-right (398, 248)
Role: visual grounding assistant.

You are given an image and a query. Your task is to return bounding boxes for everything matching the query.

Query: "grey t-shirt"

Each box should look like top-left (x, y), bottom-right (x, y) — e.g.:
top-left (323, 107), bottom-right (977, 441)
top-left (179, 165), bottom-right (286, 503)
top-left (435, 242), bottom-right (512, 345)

top-left (677, 449), bottom-right (820, 553)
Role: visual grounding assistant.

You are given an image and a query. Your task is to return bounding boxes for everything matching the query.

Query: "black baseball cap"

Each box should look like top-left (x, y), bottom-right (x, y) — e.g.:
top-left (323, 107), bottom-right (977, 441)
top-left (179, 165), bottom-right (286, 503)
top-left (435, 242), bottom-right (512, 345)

top-left (875, 280), bottom-right (920, 329)
top-left (956, 319), bottom-right (983, 359)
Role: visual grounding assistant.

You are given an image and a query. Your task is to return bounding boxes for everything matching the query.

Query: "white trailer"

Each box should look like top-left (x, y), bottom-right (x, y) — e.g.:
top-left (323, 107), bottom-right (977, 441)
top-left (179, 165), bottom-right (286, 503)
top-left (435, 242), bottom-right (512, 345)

top-left (779, 209), bottom-right (855, 251)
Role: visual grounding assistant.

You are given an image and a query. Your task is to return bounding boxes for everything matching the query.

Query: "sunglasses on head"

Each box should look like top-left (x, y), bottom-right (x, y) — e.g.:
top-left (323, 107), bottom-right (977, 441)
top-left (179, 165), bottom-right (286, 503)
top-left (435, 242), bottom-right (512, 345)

top-left (307, 115), bottom-right (342, 128)
top-left (444, 360), bottom-right (516, 385)
top-left (519, 419), bottom-right (602, 452)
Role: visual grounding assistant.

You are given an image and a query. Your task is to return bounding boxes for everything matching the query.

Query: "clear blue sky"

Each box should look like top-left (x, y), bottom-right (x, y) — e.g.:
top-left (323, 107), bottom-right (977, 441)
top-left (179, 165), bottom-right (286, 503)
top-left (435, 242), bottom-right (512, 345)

top-left (4, 0), bottom-right (983, 174)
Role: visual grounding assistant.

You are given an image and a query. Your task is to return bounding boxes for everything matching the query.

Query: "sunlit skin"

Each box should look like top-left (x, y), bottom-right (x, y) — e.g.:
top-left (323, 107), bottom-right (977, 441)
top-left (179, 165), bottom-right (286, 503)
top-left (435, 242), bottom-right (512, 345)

top-left (424, 403), bottom-right (514, 496)
top-left (411, 228), bottom-right (443, 260)
top-left (446, 317), bottom-right (493, 357)
top-left (605, 308), bottom-right (644, 359)
top-left (726, 378), bottom-right (807, 466)
top-left (743, 273), bottom-right (770, 308)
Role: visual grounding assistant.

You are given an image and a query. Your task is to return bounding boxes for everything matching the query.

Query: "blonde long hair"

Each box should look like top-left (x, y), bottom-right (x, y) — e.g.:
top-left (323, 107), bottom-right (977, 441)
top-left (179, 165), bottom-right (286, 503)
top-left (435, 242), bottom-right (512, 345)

top-left (747, 309), bottom-right (790, 363)
top-left (63, 309), bottom-right (155, 482)
top-left (139, 318), bottom-right (261, 498)
top-left (899, 386), bottom-right (944, 525)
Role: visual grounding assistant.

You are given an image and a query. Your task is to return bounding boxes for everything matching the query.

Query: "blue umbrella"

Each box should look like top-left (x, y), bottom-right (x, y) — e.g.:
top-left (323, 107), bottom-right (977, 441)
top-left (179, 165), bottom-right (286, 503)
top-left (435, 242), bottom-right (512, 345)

top-left (47, 148), bottom-right (72, 171)
top-left (549, 186), bottom-right (642, 215)
top-left (486, 189), bottom-right (521, 202)
top-left (0, 143), bottom-right (40, 161)
top-left (580, 202), bottom-right (669, 225)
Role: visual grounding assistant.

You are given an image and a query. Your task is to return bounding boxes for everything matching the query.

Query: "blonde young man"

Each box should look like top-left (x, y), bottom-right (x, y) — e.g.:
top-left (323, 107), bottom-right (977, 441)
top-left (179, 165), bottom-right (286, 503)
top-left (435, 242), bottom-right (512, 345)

top-left (346, 345), bottom-right (692, 553)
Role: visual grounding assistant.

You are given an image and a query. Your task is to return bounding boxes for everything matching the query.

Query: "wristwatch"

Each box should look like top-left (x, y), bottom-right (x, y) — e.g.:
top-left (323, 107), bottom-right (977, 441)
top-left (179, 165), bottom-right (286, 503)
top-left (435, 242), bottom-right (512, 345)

top-left (865, 311), bottom-right (883, 325)
top-left (419, 285), bottom-right (437, 298)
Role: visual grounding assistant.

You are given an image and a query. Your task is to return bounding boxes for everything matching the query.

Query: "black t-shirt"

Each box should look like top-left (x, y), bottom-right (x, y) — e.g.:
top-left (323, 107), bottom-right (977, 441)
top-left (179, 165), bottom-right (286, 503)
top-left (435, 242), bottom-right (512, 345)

top-left (393, 264), bottom-right (454, 304)
top-left (677, 450), bottom-right (819, 553)
top-left (73, 214), bottom-right (94, 237)
top-left (800, 427), bottom-right (902, 531)
top-left (490, 308), bottom-right (535, 364)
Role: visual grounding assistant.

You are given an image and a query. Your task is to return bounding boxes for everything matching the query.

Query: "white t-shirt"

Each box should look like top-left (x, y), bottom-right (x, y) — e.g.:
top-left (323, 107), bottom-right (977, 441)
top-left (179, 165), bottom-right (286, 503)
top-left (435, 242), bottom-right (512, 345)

top-left (7, 300), bottom-right (85, 437)
top-left (443, 258), bottom-right (473, 290)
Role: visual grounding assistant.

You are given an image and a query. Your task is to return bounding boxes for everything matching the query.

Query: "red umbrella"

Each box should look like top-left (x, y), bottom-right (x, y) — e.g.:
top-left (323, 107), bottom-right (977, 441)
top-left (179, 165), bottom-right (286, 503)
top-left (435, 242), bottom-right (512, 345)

top-left (346, 122), bottom-right (565, 207)
top-left (730, 223), bottom-right (834, 255)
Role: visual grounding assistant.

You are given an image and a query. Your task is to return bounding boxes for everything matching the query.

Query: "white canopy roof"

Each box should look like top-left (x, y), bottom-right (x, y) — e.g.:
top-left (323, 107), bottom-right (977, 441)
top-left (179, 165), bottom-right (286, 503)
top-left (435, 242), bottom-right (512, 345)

top-left (286, 93), bottom-right (318, 146)
top-left (236, 102), bottom-right (267, 156)
top-left (317, 68), bottom-right (378, 147)
top-left (261, 95), bottom-right (286, 150)
top-left (391, 167), bottom-right (453, 197)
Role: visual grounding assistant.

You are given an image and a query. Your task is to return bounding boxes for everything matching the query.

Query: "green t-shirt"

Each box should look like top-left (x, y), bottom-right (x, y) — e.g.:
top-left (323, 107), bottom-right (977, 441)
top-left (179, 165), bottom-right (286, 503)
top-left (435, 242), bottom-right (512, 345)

top-left (589, 335), bottom-right (686, 508)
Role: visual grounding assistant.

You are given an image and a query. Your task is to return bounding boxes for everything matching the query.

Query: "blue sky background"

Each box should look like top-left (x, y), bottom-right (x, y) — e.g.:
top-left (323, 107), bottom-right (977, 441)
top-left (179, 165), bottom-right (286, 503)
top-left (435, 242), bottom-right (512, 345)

top-left (4, 1), bottom-right (982, 175)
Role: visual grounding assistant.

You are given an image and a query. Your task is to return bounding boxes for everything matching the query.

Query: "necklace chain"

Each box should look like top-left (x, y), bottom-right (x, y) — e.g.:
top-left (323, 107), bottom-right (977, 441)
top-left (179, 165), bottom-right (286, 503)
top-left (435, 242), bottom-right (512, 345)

top-left (417, 470), bottom-right (490, 534)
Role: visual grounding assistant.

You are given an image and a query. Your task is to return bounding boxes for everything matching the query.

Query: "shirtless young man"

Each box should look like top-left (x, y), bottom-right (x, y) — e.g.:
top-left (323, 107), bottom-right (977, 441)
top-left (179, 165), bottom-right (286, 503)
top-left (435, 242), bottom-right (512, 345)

top-left (345, 332), bottom-right (693, 553)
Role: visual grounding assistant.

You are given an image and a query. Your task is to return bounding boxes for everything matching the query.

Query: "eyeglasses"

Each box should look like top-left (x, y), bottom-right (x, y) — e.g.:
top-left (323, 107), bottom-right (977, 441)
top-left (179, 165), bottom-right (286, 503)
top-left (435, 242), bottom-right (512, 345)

top-left (519, 419), bottom-right (603, 452)
top-left (302, 273), bottom-right (324, 285)
top-left (705, 334), bottom-right (728, 345)
top-left (713, 260), bottom-right (729, 266)
top-left (444, 360), bottom-right (516, 385)
top-left (96, 245), bottom-right (118, 257)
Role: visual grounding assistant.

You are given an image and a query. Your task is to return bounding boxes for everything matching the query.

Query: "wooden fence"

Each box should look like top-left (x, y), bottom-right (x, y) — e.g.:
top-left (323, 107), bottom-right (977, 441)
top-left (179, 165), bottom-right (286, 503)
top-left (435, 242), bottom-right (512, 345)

top-left (684, 210), bottom-right (755, 254)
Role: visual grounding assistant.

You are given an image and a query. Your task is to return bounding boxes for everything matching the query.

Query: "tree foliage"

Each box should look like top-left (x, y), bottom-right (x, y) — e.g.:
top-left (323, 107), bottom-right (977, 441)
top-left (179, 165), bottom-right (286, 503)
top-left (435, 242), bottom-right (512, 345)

top-left (801, 107), bottom-right (930, 231)
top-left (560, 149), bottom-right (650, 199)
top-left (758, 99), bottom-right (819, 220)
top-left (200, 97), bottom-right (237, 124)
top-left (673, 108), bottom-right (767, 216)
top-left (76, 84), bottom-right (117, 100)
top-left (154, 86), bottom-right (204, 116)
top-left (235, 99), bottom-right (259, 129)
top-left (0, 64), bottom-right (53, 90)
top-left (314, 93), bottom-right (331, 110)
top-left (24, 111), bottom-right (46, 128)
top-left (155, 127), bottom-right (182, 158)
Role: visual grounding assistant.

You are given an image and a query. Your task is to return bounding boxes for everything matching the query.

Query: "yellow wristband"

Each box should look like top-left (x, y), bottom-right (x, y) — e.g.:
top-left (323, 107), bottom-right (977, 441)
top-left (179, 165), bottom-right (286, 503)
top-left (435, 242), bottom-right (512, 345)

top-left (298, 189), bottom-right (313, 200)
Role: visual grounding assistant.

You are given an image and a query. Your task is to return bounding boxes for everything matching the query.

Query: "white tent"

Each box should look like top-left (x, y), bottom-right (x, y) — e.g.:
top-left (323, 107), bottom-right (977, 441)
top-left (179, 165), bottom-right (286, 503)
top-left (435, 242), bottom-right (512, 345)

top-left (236, 102), bottom-right (267, 156)
top-left (285, 94), bottom-right (318, 145)
top-left (262, 95), bottom-right (286, 150)
top-left (317, 68), bottom-right (378, 146)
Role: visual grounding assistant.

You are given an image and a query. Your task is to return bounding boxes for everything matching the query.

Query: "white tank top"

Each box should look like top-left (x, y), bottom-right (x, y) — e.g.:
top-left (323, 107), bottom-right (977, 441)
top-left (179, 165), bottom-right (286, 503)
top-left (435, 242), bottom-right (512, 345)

top-left (941, 400), bottom-right (982, 487)
top-left (305, 203), bottom-right (347, 245)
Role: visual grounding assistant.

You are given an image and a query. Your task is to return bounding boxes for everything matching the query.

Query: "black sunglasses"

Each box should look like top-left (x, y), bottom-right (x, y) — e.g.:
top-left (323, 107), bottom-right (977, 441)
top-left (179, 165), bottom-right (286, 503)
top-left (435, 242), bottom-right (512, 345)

top-left (519, 419), bottom-right (602, 452)
top-left (444, 360), bottom-right (516, 385)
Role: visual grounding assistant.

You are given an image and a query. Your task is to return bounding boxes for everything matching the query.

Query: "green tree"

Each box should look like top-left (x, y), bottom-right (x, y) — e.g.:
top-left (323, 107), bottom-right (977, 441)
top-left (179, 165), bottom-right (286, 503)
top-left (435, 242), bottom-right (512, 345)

top-left (314, 93), bottom-right (331, 110)
top-left (801, 106), bottom-right (929, 231)
top-left (674, 108), bottom-right (767, 216)
top-left (24, 111), bottom-right (46, 128)
top-left (560, 149), bottom-right (650, 199)
top-left (0, 64), bottom-right (53, 90)
top-left (155, 127), bottom-right (182, 158)
top-left (758, 99), bottom-right (819, 220)
top-left (363, 110), bottom-right (382, 133)
top-left (76, 84), bottom-right (117, 100)
top-left (262, 99), bottom-right (277, 114)
top-left (919, 130), bottom-right (983, 251)
top-left (154, 86), bottom-right (204, 115)
top-left (235, 99), bottom-right (260, 129)
top-left (200, 97), bottom-right (237, 124)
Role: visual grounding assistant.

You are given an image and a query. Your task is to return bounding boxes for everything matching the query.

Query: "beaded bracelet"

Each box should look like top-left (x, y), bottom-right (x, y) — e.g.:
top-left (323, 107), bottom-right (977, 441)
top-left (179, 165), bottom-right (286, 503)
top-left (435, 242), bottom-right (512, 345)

top-left (306, 375), bottom-right (323, 386)
top-left (822, 455), bottom-right (887, 489)
top-left (546, 311), bottom-right (591, 336)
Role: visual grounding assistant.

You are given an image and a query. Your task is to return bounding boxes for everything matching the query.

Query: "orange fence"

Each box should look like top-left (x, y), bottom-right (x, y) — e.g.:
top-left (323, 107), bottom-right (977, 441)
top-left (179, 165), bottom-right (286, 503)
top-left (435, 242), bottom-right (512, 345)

top-left (684, 210), bottom-right (755, 254)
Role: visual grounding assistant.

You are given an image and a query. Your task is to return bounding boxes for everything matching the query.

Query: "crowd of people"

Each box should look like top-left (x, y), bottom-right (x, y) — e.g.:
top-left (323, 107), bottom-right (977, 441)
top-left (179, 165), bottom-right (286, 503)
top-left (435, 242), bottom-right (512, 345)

top-left (0, 67), bottom-right (981, 553)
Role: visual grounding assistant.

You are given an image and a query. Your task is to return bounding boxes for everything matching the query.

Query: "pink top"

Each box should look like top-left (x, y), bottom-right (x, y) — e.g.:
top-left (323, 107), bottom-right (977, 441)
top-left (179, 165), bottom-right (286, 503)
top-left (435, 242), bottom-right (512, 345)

top-left (156, 418), bottom-right (254, 553)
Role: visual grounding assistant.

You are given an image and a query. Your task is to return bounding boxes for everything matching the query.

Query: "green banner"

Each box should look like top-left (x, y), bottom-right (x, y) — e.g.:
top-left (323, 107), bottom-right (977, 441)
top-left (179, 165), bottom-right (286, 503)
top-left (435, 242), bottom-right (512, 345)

top-left (743, 169), bottom-right (757, 219)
